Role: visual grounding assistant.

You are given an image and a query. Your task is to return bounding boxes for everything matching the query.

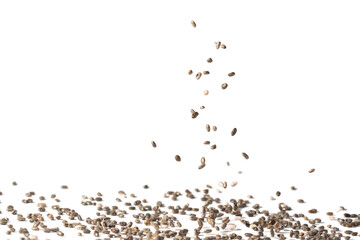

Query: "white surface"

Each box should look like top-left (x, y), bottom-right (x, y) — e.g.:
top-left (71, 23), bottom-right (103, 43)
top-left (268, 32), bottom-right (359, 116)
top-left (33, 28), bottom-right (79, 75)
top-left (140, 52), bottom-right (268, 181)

top-left (1, 0), bottom-right (360, 239)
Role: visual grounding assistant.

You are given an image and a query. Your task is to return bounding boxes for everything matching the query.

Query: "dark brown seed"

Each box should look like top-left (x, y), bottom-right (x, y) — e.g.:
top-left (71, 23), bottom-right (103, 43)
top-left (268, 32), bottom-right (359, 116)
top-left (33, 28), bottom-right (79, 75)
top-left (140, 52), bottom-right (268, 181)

top-left (61, 185), bottom-right (68, 189)
top-left (203, 141), bottom-right (210, 145)
top-left (231, 128), bottom-right (237, 136)
top-left (191, 20), bottom-right (196, 28)
top-left (143, 185), bottom-right (149, 189)
top-left (297, 199), bottom-right (305, 203)
top-left (196, 72), bottom-right (202, 80)
top-left (212, 126), bottom-right (217, 131)
top-left (326, 212), bottom-right (333, 216)
top-left (228, 72), bottom-right (235, 77)
top-left (291, 186), bottom-right (297, 190)
top-left (242, 152), bottom-right (249, 159)
top-left (188, 70), bottom-right (193, 75)
top-left (175, 155), bottom-right (181, 162)
top-left (308, 209), bottom-right (317, 214)
top-left (276, 191), bottom-right (281, 197)
top-left (206, 124), bottom-right (210, 132)
top-left (198, 164), bottom-right (205, 170)
top-left (12, 182), bottom-right (17, 186)
top-left (215, 41), bottom-right (221, 49)
top-left (221, 44), bottom-right (227, 49)
top-left (151, 141), bottom-right (157, 148)
top-left (191, 109), bottom-right (199, 119)
top-left (210, 144), bottom-right (216, 150)
top-left (221, 83), bottom-right (228, 89)
top-left (309, 168), bottom-right (315, 173)
top-left (207, 58), bottom-right (213, 63)
top-left (203, 71), bottom-right (210, 75)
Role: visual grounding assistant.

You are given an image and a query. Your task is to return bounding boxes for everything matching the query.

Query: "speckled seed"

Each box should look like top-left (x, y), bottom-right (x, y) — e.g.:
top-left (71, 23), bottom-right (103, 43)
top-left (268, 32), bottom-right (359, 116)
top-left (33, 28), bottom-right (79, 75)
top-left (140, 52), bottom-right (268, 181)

top-left (151, 141), bottom-right (157, 148)
top-left (228, 72), bottom-right (235, 77)
top-left (205, 124), bottom-right (211, 132)
top-left (196, 72), bottom-right (202, 80)
top-left (221, 83), bottom-right (228, 89)
top-left (309, 168), bottom-right (315, 173)
top-left (204, 89), bottom-right (209, 95)
top-left (191, 20), bottom-right (196, 28)
top-left (231, 128), bottom-right (237, 136)
top-left (215, 41), bottom-right (221, 49)
top-left (207, 58), bottom-right (213, 63)
top-left (188, 70), bottom-right (193, 75)
top-left (175, 155), bottom-right (181, 162)
top-left (242, 152), bottom-right (249, 159)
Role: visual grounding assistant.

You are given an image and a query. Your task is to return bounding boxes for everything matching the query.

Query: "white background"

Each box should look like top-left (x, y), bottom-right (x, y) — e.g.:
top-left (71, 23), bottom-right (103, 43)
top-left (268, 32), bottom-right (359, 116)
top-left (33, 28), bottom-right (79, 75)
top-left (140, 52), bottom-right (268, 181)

top-left (1, 1), bottom-right (360, 239)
